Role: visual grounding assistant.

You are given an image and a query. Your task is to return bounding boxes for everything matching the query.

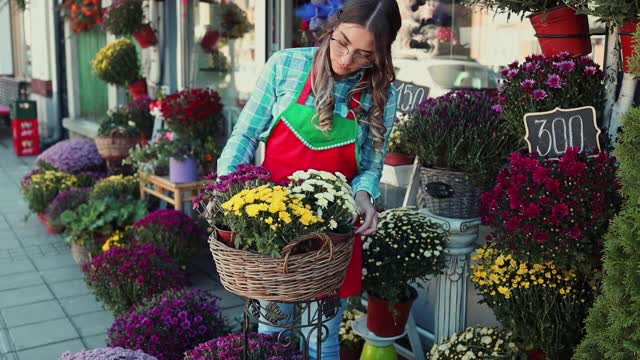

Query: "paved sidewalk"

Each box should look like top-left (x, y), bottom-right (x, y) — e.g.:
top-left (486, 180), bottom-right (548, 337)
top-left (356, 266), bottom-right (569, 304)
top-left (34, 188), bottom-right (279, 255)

top-left (0, 127), bottom-right (244, 360)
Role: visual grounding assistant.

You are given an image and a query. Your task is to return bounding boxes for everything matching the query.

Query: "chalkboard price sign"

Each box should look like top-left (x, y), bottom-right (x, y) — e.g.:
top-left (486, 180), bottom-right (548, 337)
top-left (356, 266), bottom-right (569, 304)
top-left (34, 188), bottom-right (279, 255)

top-left (393, 80), bottom-right (430, 112)
top-left (523, 106), bottom-right (601, 159)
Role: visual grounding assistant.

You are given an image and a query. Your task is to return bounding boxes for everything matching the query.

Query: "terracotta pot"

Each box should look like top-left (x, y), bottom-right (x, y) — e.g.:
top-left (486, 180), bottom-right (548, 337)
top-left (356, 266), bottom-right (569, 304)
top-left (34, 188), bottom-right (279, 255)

top-left (133, 23), bottom-right (157, 48)
top-left (46, 224), bottom-right (63, 234)
top-left (128, 78), bottom-right (148, 100)
top-left (340, 348), bottom-right (360, 360)
top-left (529, 5), bottom-right (591, 57)
top-left (366, 286), bottom-right (417, 337)
top-left (384, 152), bottom-right (415, 166)
top-left (215, 225), bottom-right (238, 248)
top-left (36, 212), bottom-right (47, 225)
top-left (619, 19), bottom-right (640, 73)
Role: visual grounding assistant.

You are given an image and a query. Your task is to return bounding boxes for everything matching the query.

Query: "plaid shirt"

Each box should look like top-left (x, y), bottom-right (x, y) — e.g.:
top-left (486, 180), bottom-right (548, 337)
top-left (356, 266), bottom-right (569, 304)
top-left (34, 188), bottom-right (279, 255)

top-left (217, 47), bottom-right (398, 200)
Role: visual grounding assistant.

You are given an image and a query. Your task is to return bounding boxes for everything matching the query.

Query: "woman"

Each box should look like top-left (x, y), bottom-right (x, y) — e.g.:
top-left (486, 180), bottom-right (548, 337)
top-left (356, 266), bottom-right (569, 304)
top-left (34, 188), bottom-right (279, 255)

top-left (217, 0), bottom-right (401, 358)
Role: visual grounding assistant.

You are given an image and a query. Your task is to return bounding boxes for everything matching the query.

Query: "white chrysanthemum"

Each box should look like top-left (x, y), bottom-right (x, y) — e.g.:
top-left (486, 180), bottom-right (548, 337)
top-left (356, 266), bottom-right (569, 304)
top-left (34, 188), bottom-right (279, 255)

top-left (329, 220), bottom-right (338, 229)
top-left (456, 344), bottom-right (467, 352)
top-left (481, 336), bottom-right (492, 345)
top-left (461, 351), bottom-right (476, 360)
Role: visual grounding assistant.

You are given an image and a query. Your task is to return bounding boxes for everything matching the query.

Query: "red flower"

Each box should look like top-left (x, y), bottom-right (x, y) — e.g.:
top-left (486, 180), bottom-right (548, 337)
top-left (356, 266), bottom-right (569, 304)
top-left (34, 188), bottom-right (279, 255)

top-left (524, 203), bottom-right (542, 218)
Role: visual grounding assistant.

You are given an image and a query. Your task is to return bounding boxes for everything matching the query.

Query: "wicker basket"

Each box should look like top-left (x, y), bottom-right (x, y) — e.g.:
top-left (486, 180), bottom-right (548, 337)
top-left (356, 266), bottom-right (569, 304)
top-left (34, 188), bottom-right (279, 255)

top-left (209, 232), bottom-right (354, 302)
top-left (95, 128), bottom-right (139, 160)
top-left (71, 241), bottom-right (91, 266)
top-left (417, 167), bottom-right (483, 219)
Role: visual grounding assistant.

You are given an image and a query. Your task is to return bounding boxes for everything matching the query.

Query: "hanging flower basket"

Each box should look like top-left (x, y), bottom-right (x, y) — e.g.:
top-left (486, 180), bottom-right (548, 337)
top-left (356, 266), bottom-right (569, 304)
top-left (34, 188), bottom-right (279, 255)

top-left (619, 19), bottom-right (640, 73)
top-left (128, 78), bottom-right (148, 100)
top-left (529, 5), bottom-right (591, 57)
top-left (133, 23), bottom-right (157, 48)
top-left (95, 128), bottom-right (140, 160)
top-left (209, 232), bottom-right (354, 302)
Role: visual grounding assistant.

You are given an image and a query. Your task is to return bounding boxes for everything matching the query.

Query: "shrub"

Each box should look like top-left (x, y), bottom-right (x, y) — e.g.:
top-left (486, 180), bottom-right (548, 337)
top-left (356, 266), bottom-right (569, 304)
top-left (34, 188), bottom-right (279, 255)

top-left (132, 209), bottom-right (205, 267)
top-left (36, 139), bottom-right (104, 174)
top-left (22, 170), bottom-right (78, 213)
top-left (91, 175), bottom-right (140, 201)
top-left (92, 38), bottom-right (141, 87)
top-left (45, 187), bottom-right (92, 230)
top-left (83, 244), bottom-right (188, 315)
top-left (184, 333), bottom-right (302, 360)
top-left (108, 288), bottom-right (230, 360)
top-left (60, 347), bottom-right (158, 360)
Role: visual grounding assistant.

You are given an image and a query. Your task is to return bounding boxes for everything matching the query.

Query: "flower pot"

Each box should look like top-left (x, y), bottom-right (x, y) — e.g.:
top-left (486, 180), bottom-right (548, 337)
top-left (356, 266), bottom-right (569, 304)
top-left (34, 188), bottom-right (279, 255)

top-left (340, 348), bottom-right (360, 360)
top-left (47, 224), bottom-right (63, 234)
top-left (418, 167), bottom-right (483, 219)
top-left (169, 157), bottom-right (199, 183)
top-left (71, 241), bottom-right (91, 266)
top-left (133, 23), bottom-right (157, 48)
top-left (200, 29), bottom-right (220, 52)
top-left (529, 5), bottom-right (591, 57)
top-left (36, 212), bottom-right (47, 225)
top-left (214, 225), bottom-right (237, 248)
top-left (128, 78), bottom-right (148, 100)
top-left (366, 286), bottom-right (417, 337)
top-left (384, 152), bottom-right (415, 166)
top-left (528, 350), bottom-right (545, 360)
top-left (619, 19), bottom-right (640, 73)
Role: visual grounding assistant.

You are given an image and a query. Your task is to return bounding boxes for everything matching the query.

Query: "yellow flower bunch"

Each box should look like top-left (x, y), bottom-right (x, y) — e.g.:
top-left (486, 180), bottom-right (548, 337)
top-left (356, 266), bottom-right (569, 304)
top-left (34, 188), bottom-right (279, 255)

top-left (387, 118), bottom-right (411, 154)
top-left (221, 184), bottom-right (323, 256)
top-left (91, 175), bottom-right (139, 201)
top-left (92, 38), bottom-right (141, 87)
top-left (339, 309), bottom-right (365, 352)
top-left (101, 228), bottom-right (132, 252)
top-left (23, 170), bottom-right (78, 213)
top-left (471, 244), bottom-right (577, 299)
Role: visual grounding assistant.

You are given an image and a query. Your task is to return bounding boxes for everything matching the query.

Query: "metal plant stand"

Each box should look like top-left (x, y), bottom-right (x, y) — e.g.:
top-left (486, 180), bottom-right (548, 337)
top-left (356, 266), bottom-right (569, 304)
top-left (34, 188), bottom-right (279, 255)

top-left (242, 293), bottom-right (342, 360)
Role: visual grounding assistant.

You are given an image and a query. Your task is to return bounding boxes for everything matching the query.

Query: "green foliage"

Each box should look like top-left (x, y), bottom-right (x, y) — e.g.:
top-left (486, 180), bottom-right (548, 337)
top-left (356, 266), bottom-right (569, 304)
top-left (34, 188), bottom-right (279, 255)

top-left (60, 197), bottom-right (148, 256)
top-left (123, 142), bottom-right (171, 176)
top-left (616, 107), bottom-right (640, 204)
top-left (92, 38), bottom-right (141, 87)
top-left (461, 0), bottom-right (583, 19)
top-left (585, 0), bottom-right (640, 26)
top-left (102, 0), bottom-right (144, 36)
top-left (90, 175), bottom-right (140, 201)
top-left (629, 23), bottom-right (640, 77)
top-left (98, 107), bottom-right (141, 137)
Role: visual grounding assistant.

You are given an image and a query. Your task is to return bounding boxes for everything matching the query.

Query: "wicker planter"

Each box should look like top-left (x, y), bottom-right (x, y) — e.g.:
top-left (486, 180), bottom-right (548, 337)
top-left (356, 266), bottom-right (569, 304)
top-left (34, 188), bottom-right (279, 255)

top-left (95, 128), bottom-right (139, 160)
top-left (209, 232), bottom-right (354, 302)
top-left (71, 241), bottom-right (91, 267)
top-left (417, 167), bottom-right (483, 219)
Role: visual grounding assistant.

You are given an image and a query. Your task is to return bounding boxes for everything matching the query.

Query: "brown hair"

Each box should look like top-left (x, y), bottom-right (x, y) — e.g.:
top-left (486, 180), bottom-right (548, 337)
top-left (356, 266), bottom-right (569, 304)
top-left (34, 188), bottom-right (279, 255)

top-left (311, 0), bottom-right (401, 150)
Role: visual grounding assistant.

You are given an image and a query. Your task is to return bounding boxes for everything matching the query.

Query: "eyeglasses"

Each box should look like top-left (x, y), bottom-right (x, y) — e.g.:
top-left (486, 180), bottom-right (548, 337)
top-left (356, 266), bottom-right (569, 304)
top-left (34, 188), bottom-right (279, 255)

top-left (330, 36), bottom-right (374, 68)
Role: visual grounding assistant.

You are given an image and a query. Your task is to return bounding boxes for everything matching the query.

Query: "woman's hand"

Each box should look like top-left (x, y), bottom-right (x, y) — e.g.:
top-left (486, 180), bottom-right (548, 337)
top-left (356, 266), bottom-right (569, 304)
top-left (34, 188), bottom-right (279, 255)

top-left (354, 191), bottom-right (378, 236)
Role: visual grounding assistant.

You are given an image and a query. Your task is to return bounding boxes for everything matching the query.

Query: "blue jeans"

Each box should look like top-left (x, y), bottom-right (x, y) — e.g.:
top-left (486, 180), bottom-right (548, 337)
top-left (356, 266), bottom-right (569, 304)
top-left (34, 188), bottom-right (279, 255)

top-left (258, 298), bottom-right (349, 360)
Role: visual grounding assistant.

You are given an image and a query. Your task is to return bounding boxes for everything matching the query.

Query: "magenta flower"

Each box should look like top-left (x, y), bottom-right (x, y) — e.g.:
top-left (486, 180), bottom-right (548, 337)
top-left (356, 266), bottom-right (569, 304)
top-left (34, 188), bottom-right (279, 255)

top-left (584, 66), bottom-right (598, 76)
top-left (506, 69), bottom-right (519, 78)
top-left (491, 104), bottom-right (504, 113)
top-left (520, 79), bottom-right (536, 90)
top-left (523, 62), bottom-right (535, 72)
top-left (556, 60), bottom-right (576, 72)
top-left (532, 89), bottom-right (548, 101)
top-left (545, 74), bottom-right (562, 89)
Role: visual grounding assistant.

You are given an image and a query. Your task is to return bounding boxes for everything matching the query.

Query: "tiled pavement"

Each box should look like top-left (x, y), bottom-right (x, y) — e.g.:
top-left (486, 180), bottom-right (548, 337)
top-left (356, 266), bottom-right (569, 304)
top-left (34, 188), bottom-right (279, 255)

top-left (0, 127), bottom-right (244, 360)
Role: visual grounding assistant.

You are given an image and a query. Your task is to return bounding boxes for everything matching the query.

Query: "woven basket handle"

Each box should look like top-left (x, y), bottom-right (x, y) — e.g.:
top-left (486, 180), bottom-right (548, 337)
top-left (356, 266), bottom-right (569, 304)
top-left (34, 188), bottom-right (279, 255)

top-left (281, 232), bottom-right (334, 274)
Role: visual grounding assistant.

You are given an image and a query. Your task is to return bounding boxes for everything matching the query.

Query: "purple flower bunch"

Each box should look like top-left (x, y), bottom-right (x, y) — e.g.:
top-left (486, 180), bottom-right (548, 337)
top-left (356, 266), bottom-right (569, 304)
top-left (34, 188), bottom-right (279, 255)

top-left (45, 187), bottom-right (92, 229)
top-left (108, 288), bottom-right (229, 360)
top-left (184, 332), bottom-right (302, 360)
top-left (132, 209), bottom-right (206, 266)
top-left (193, 164), bottom-right (271, 229)
top-left (495, 52), bottom-right (606, 140)
top-left (405, 90), bottom-right (519, 187)
top-left (37, 138), bottom-right (104, 174)
top-left (60, 347), bottom-right (158, 360)
top-left (82, 243), bottom-right (188, 315)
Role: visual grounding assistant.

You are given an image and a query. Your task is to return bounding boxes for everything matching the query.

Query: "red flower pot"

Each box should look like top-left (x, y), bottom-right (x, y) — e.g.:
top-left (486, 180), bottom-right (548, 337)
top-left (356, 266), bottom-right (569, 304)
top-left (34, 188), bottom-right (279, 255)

top-left (366, 286), bottom-right (417, 337)
top-left (36, 212), bottom-right (47, 225)
top-left (384, 152), bottom-right (415, 166)
top-left (619, 19), bottom-right (640, 73)
top-left (133, 23), bottom-right (157, 48)
top-left (529, 5), bottom-right (591, 57)
top-left (47, 224), bottom-right (63, 234)
top-left (201, 29), bottom-right (220, 52)
top-left (215, 225), bottom-right (238, 248)
top-left (128, 78), bottom-right (148, 100)
top-left (528, 350), bottom-right (545, 360)
top-left (340, 348), bottom-right (360, 360)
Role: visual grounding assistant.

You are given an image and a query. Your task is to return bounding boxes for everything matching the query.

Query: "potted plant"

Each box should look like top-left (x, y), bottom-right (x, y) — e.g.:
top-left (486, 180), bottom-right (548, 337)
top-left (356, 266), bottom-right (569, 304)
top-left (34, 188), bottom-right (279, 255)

top-left (102, 0), bottom-right (157, 48)
top-left (126, 96), bottom-right (155, 140)
top-left (158, 88), bottom-right (224, 182)
top-left (60, 0), bottom-right (103, 34)
top-left (462, 0), bottom-right (591, 57)
top-left (339, 308), bottom-right (365, 360)
top-left (45, 187), bottom-right (91, 234)
top-left (90, 175), bottom-right (140, 201)
top-left (406, 90), bottom-right (518, 219)
top-left (21, 170), bottom-right (79, 219)
top-left (210, 1), bottom-right (253, 40)
top-left (92, 38), bottom-right (147, 99)
top-left (108, 288), bottom-right (230, 360)
top-left (362, 208), bottom-right (447, 337)
top-left (184, 333), bottom-right (302, 359)
top-left (132, 209), bottom-right (206, 268)
top-left (385, 117), bottom-right (415, 166)
top-left (95, 107), bottom-right (142, 161)
top-left (471, 244), bottom-right (595, 358)
top-left (193, 164), bottom-right (271, 245)
top-left (83, 243), bottom-right (188, 314)
top-left (122, 139), bottom-right (171, 177)
top-left (60, 347), bottom-right (158, 360)
top-left (494, 53), bottom-right (606, 143)
top-left (36, 138), bottom-right (104, 174)
top-left (429, 326), bottom-right (520, 359)
top-left (480, 149), bottom-right (620, 270)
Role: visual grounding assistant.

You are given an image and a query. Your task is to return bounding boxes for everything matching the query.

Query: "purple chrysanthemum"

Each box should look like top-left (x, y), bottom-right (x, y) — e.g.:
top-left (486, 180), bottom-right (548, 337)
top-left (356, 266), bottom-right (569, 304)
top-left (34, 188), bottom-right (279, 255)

top-left (584, 66), bottom-right (598, 76)
top-left (532, 89), bottom-right (548, 101)
top-left (491, 104), bottom-right (504, 113)
top-left (546, 74), bottom-right (562, 89)
top-left (520, 79), bottom-right (536, 90)
top-left (506, 69), bottom-right (519, 78)
top-left (36, 139), bottom-right (104, 174)
top-left (60, 347), bottom-right (158, 360)
top-left (556, 60), bottom-right (576, 72)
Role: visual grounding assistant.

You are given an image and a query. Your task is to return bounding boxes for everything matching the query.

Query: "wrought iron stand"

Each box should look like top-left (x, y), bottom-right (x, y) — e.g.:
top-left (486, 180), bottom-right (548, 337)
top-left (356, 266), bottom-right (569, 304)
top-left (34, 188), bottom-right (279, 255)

top-left (242, 293), bottom-right (342, 360)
